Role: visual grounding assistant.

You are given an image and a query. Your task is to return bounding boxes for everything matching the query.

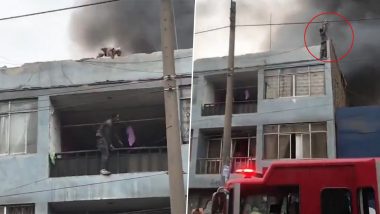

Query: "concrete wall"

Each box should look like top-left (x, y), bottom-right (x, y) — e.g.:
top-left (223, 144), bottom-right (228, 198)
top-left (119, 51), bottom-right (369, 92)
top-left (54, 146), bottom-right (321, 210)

top-left (329, 41), bottom-right (347, 109)
top-left (49, 104), bottom-right (62, 157)
top-left (189, 44), bottom-right (338, 190)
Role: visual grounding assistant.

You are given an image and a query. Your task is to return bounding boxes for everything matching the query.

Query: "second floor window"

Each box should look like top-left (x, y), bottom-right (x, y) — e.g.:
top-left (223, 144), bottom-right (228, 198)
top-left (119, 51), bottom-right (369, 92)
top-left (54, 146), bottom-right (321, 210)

top-left (0, 100), bottom-right (37, 155)
top-left (264, 65), bottom-right (325, 99)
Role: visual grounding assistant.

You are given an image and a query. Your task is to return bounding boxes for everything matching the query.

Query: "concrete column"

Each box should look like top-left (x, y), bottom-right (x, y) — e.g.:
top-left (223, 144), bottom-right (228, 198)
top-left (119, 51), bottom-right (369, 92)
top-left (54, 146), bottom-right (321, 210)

top-left (189, 129), bottom-right (200, 177)
top-left (37, 96), bottom-right (51, 180)
top-left (327, 120), bottom-right (337, 158)
top-left (35, 202), bottom-right (49, 214)
top-left (255, 124), bottom-right (264, 172)
top-left (257, 68), bottom-right (265, 113)
top-left (37, 96), bottom-right (51, 155)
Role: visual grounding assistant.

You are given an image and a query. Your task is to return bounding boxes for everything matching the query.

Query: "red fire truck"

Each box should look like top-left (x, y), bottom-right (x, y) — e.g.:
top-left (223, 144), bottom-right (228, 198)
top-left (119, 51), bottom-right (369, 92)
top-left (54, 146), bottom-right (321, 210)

top-left (210, 158), bottom-right (379, 214)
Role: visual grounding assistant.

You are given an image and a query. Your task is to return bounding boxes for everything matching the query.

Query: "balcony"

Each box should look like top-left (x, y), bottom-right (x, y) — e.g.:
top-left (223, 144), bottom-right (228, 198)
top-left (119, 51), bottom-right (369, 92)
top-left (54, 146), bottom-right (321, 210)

top-left (196, 157), bottom-right (256, 174)
top-left (202, 100), bottom-right (257, 116)
top-left (50, 146), bottom-right (168, 177)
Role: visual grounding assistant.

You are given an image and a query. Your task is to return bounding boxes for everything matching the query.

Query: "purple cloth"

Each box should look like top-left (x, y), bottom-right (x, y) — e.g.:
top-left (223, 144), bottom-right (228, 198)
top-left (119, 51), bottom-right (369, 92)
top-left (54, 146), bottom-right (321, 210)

top-left (126, 126), bottom-right (136, 146)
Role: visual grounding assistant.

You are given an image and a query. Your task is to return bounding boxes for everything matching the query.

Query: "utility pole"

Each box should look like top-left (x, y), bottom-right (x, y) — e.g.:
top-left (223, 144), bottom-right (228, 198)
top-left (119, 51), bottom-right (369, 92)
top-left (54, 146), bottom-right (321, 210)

top-left (160, 0), bottom-right (186, 213)
top-left (221, 0), bottom-right (236, 185)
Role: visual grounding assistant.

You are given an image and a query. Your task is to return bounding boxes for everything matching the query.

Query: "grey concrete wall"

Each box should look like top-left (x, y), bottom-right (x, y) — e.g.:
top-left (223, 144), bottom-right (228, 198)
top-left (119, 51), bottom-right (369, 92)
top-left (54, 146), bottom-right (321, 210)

top-left (329, 40), bottom-right (347, 109)
top-left (189, 44), bottom-right (338, 189)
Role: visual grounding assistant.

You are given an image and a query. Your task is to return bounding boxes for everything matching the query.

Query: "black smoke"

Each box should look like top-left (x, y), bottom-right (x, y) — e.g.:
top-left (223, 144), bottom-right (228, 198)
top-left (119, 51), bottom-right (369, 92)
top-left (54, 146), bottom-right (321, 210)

top-left (70, 0), bottom-right (194, 54)
top-left (268, 0), bottom-right (380, 106)
top-left (196, 0), bottom-right (380, 105)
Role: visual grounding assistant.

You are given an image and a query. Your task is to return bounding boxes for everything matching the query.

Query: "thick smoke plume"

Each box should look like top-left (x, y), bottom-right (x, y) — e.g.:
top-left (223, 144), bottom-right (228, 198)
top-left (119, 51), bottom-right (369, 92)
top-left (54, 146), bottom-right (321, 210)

top-left (269, 0), bottom-right (380, 106)
top-left (197, 0), bottom-right (380, 106)
top-left (264, 0), bottom-right (380, 106)
top-left (70, 0), bottom-right (194, 54)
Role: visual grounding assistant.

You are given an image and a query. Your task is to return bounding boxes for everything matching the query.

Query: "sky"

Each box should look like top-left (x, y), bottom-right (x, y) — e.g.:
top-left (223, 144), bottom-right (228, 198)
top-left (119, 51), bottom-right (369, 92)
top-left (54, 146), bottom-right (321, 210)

top-left (0, 0), bottom-right (81, 67)
top-left (194, 0), bottom-right (299, 60)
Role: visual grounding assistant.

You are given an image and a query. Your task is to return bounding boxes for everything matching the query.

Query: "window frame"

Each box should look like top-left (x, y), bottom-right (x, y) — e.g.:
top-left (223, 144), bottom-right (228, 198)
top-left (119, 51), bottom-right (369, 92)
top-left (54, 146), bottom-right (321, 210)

top-left (206, 136), bottom-right (257, 159)
top-left (263, 122), bottom-right (327, 160)
top-left (0, 204), bottom-right (35, 214)
top-left (0, 99), bottom-right (37, 156)
top-left (264, 65), bottom-right (325, 99)
top-left (358, 187), bottom-right (378, 214)
top-left (321, 188), bottom-right (353, 214)
top-left (179, 85), bottom-right (191, 144)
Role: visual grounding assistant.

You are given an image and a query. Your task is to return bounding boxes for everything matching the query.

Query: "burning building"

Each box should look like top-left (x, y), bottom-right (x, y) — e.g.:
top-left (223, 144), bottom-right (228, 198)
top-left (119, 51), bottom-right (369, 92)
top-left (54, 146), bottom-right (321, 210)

top-left (187, 41), bottom-right (346, 212)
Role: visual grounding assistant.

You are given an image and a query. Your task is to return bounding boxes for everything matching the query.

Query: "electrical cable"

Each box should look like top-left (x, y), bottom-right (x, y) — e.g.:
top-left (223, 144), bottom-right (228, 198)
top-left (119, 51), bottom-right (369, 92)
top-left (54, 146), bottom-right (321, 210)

top-left (0, 0), bottom-right (122, 22)
top-left (195, 16), bottom-right (380, 34)
top-left (0, 172), bottom-right (168, 198)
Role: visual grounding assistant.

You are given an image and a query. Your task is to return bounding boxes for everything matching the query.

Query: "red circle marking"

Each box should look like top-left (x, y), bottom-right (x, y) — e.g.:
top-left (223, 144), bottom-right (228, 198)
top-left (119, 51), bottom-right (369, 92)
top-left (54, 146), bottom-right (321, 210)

top-left (303, 12), bottom-right (355, 63)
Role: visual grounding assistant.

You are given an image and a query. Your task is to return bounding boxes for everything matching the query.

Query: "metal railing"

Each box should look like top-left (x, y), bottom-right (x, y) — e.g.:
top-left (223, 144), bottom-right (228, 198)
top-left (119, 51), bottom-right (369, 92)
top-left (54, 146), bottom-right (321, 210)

top-left (196, 157), bottom-right (256, 174)
top-left (196, 158), bottom-right (221, 174)
top-left (50, 146), bottom-right (168, 177)
top-left (202, 100), bottom-right (257, 116)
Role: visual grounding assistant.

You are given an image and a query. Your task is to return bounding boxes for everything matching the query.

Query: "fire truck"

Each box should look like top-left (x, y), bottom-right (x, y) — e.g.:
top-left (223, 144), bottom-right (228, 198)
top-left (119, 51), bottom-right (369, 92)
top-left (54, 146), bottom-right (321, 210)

top-left (210, 158), bottom-right (379, 214)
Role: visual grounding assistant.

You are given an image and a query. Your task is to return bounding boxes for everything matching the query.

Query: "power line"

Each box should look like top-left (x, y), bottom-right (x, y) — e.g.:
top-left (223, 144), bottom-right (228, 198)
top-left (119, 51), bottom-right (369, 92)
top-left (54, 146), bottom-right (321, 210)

top-left (194, 26), bottom-right (229, 34)
top-left (0, 0), bottom-right (122, 22)
top-left (237, 17), bottom-right (380, 27)
top-left (0, 172), bottom-right (168, 198)
top-left (195, 16), bottom-right (380, 34)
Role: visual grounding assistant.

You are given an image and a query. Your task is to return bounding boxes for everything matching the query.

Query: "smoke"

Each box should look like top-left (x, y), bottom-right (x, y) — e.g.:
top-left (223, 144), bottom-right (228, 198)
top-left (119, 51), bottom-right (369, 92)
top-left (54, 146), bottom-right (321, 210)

top-left (195, 0), bottom-right (380, 105)
top-left (271, 0), bottom-right (380, 106)
top-left (70, 0), bottom-right (194, 55)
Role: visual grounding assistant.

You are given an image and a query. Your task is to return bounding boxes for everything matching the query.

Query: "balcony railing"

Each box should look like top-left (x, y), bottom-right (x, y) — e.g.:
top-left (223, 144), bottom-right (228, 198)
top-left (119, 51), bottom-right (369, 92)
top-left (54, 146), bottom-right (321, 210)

top-left (202, 100), bottom-right (257, 116)
top-left (50, 146), bottom-right (168, 177)
top-left (196, 157), bottom-right (256, 174)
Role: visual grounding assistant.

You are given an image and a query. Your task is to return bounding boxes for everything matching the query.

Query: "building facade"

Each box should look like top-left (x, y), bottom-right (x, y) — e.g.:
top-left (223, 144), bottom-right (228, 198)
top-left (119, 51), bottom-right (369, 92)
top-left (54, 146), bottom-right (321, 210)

top-left (0, 49), bottom-right (192, 214)
top-left (188, 41), bottom-right (346, 212)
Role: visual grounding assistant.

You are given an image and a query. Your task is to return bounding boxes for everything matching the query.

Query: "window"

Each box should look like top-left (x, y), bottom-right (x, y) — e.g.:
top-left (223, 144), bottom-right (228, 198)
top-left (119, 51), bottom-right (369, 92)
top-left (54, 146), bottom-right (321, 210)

top-left (322, 189), bottom-right (352, 214)
top-left (0, 204), bottom-right (34, 214)
top-left (263, 122), bottom-right (327, 160)
top-left (359, 188), bottom-right (377, 214)
top-left (264, 65), bottom-right (325, 99)
top-left (200, 135), bottom-right (256, 174)
top-left (179, 86), bottom-right (191, 143)
top-left (241, 186), bottom-right (299, 214)
top-left (207, 139), bottom-right (222, 159)
top-left (206, 137), bottom-right (256, 159)
top-left (0, 100), bottom-right (37, 155)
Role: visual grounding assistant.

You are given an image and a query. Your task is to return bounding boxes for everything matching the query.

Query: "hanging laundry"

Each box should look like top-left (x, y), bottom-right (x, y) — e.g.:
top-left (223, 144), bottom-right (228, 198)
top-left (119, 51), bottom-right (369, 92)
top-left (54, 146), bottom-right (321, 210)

top-left (126, 125), bottom-right (136, 147)
top-left (244, 89), bottom-right (250, 100)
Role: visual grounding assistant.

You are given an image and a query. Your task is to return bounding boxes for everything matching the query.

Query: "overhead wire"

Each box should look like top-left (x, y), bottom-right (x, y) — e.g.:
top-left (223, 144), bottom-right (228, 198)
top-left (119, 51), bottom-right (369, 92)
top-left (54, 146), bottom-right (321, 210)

top-left (0, 0), bottom-right (122, 22)
top-left (0, 172), bottom-right (169, 198)
top-left (195, 16), bottom-right (380, 34)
